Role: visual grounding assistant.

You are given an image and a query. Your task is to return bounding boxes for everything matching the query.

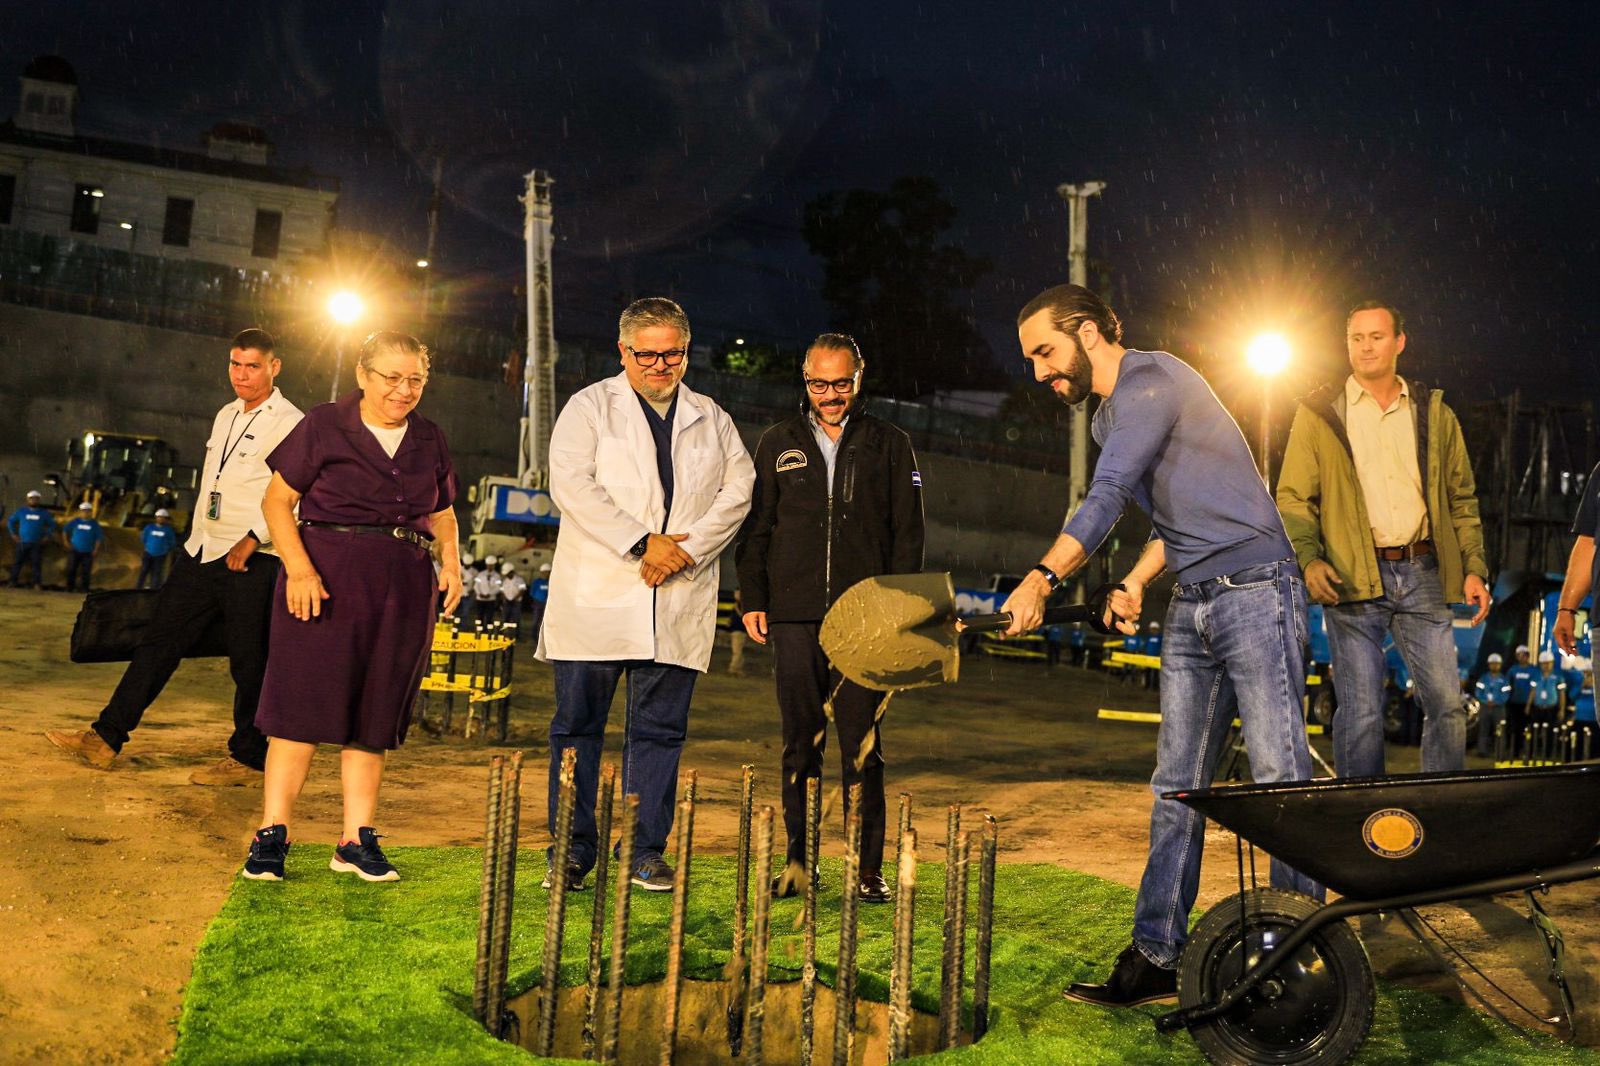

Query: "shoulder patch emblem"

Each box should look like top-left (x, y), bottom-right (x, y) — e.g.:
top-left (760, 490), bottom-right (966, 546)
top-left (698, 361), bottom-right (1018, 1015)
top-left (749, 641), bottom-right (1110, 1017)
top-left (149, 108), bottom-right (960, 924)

top-left (776, 448), bottom-right (808, 472)
top-left (911, 470), bottom-right (922, 488)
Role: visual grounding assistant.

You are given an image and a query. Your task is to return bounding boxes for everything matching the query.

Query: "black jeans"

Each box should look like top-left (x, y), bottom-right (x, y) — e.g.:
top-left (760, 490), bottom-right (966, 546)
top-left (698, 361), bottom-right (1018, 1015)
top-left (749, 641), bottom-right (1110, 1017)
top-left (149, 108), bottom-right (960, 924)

top-left (92, 548), bottom-right (278, 768)
top-left (136, 552), bottom-right (170, 589)
top-left (9, 542), bottom-right (45, 586)
top-left (770, 621), bottom-right (887, 876)
top-left (66, 551), bottom-right (95, 591)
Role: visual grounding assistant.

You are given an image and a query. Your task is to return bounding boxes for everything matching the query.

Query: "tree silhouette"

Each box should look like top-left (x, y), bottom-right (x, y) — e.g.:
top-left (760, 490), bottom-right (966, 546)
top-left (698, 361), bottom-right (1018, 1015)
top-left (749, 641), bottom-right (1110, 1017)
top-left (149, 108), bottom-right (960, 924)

top-left (803, 177), bottom-right (1000, 399)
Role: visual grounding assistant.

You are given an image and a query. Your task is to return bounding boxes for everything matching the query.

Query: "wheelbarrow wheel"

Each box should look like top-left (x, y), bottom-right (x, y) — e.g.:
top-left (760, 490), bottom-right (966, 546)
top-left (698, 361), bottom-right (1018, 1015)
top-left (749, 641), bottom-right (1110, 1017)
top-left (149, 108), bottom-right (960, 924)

top-left (1178, 888), bottom-right (1373, 1066)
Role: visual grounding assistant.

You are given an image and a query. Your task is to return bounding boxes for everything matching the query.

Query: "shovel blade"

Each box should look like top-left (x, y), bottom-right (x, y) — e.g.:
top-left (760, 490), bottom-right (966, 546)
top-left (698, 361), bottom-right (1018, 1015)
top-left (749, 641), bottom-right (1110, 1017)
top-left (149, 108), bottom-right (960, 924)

top-left (820, 573), bottom-right (959, 692)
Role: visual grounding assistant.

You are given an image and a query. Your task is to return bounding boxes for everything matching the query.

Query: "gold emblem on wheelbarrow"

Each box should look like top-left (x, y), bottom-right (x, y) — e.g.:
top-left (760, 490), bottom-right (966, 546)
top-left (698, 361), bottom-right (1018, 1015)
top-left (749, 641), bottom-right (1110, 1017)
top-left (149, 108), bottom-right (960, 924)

top-left (1362, 808), bottom-right (1424, 859)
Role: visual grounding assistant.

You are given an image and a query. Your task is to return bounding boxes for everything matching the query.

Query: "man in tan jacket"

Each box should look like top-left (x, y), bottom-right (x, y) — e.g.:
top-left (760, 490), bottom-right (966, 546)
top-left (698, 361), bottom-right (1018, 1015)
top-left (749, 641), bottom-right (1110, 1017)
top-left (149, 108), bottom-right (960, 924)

top-left (1277, 300), bottom-right (1490, 777)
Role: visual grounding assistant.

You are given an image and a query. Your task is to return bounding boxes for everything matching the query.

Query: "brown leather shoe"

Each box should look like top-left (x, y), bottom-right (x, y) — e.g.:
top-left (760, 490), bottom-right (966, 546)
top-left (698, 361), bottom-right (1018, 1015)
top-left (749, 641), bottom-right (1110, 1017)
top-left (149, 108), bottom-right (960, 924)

top-left (45, 728), bottom-right (117, 769)
top-left (190, 756), bottom-right (263, 787)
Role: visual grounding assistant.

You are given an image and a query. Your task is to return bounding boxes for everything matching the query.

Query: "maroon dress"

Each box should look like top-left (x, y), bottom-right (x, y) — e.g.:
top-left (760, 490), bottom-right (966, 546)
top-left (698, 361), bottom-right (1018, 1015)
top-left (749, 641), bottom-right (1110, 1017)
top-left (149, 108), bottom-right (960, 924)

top-left (254, 390), bottom-right (457, 750)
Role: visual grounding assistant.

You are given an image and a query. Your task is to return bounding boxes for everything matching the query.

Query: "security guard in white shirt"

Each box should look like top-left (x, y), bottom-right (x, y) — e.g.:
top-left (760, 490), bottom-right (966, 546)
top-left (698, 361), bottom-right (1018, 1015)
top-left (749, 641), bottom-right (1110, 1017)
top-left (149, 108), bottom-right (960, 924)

top-left (499, 562), bottom-right (528, 629)
top-left (472, 554), bottom-right (504, 625)
top-left (46, 329), bottom-right (304, 784)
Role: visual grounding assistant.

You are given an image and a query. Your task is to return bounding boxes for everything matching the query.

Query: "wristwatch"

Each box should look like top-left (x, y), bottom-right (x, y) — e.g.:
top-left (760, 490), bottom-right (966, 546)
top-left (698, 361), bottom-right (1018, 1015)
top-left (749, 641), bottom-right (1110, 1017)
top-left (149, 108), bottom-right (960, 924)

top-left (629, 534), bottom-right (650, 558)
top-left (1031, 563), bottom-right (1062, 590)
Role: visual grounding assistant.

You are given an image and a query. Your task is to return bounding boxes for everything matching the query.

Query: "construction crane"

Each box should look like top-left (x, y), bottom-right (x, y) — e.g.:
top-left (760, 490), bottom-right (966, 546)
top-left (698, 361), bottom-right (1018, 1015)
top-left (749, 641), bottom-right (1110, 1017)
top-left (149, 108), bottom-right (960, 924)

top-left (465, 169), bottom-right (562, 571)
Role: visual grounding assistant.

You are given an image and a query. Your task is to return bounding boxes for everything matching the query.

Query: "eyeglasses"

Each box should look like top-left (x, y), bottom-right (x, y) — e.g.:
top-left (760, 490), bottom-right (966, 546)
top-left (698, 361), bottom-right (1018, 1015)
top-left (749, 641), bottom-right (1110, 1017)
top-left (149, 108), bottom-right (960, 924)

top-left (805, 376), bottom-right (857, 394)
top-left (366, 369), bottom-right (429, 391)
top-left (626, 346), bottom-right (687, 368)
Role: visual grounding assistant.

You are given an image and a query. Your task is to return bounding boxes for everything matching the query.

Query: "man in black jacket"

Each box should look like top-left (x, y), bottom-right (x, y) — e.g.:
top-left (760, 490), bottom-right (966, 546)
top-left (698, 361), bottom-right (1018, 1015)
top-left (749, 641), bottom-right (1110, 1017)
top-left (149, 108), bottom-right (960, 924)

top-left (736, 334), bottom-right (925, 902)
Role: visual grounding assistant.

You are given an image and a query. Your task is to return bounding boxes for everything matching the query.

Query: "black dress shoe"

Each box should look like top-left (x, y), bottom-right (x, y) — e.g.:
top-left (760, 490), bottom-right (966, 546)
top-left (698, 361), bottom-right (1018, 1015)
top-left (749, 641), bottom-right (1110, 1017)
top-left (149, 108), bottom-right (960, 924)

top-left (771, 862), bottom-right (806, 899)
top-left (857, 873), bottom-right (892, 903)
top-left (1063, 944), bottom-right (1177, 1007)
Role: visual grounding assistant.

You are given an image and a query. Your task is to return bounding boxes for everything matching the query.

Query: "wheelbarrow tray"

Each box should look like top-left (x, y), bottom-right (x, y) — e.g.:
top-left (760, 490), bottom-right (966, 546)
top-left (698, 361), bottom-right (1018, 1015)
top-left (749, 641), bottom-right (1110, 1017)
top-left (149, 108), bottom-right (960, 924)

top-left (1168, 765), bottom-right (1600, 900)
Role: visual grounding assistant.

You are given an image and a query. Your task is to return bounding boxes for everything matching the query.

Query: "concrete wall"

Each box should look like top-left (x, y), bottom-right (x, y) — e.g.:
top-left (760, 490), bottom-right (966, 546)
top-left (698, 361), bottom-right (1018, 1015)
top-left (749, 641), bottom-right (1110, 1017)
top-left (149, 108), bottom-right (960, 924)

top-left (0, 303), bottom-right (1146, 586)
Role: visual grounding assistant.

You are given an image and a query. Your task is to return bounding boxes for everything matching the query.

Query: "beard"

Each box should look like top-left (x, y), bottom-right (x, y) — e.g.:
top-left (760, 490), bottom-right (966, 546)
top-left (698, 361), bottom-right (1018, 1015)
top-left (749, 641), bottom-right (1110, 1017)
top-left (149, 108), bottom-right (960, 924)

top-left (811, 394), bottom-right (852, 425)
top-left (1044, 337), bottom-right (1094, 406)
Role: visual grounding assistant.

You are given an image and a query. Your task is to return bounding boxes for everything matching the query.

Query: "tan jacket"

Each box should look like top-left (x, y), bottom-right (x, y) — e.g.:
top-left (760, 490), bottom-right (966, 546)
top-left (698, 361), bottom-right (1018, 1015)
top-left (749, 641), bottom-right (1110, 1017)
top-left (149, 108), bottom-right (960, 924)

top-left (1276, 379), bottom-right (1487, 604)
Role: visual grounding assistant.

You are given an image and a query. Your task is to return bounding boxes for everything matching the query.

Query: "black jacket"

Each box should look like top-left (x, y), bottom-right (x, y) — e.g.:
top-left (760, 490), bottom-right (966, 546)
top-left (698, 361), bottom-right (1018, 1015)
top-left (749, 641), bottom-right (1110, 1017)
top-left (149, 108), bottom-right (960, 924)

top-left (736, 409), bottom-right (925, 622)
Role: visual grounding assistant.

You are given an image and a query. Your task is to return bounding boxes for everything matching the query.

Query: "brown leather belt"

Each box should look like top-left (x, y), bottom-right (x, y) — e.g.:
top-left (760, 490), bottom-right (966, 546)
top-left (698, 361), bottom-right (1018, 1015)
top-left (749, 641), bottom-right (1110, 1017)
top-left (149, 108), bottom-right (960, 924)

top-left (1375, 539), bottom-right (1432, 561)
top-left (299, 520), bottom-right (433, 553)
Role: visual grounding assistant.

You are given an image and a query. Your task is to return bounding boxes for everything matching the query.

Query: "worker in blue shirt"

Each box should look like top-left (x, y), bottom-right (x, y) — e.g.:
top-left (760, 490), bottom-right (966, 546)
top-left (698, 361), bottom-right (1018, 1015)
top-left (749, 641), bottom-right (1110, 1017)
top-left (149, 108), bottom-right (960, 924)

top-left (1527, 650), bottom-right (1568, 726)
top-left (1473, 652), bottom-right (1513, 757)
top-left (7, 489), bottom-right (56, 588)
top-left (61, 502), bottom-right (105, 593)
top-left (529, 562), bottom-right (551, 639)
top-left (1574, 667), bottom-right (1595, 726)
top-left (137, 508), bottom-right (178, 589)
top-left (1506, 644), bottom-right (1537, 739)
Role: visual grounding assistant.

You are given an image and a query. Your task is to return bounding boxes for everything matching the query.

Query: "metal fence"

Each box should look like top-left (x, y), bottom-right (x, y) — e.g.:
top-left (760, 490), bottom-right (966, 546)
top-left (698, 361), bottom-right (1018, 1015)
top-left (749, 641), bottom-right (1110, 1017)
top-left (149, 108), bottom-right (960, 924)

top-left (0, 227), bottom-right (1069, 472)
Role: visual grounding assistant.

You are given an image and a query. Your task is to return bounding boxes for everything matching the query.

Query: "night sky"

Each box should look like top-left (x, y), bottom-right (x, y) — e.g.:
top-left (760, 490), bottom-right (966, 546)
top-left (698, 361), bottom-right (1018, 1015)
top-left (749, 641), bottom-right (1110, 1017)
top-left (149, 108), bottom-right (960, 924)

top-left (6, 1), bottom-right (1599, 416)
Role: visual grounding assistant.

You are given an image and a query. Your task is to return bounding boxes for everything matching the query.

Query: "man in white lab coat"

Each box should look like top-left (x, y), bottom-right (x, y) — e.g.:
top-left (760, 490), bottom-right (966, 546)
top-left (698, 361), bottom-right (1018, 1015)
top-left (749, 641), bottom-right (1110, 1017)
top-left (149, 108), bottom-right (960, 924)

top-left (537, 297), bottom-right (755, 891)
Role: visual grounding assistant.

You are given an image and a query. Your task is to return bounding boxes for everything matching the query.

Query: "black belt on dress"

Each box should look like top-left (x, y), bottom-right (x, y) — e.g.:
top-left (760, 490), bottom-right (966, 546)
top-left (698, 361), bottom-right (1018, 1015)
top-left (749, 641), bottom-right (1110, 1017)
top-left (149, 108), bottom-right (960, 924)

top-left (299, 520), bottom-right (434, 552)
top-left (1375, 538), bottom-right (1432, 561)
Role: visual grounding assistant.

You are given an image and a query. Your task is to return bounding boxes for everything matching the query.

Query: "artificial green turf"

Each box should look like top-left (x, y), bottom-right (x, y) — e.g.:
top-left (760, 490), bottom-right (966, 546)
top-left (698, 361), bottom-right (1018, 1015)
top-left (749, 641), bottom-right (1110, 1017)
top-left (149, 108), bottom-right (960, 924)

top-left (173, 847), bottom-right (1598, 1065)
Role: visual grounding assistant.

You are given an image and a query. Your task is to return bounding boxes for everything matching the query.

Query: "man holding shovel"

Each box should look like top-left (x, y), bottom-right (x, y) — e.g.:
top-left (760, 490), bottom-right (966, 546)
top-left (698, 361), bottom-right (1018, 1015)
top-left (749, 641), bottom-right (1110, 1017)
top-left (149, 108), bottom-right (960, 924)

top-left (736, 333), bottom-right (925, 903)
top-left (1001, 284), bottom-right (1319, 1007)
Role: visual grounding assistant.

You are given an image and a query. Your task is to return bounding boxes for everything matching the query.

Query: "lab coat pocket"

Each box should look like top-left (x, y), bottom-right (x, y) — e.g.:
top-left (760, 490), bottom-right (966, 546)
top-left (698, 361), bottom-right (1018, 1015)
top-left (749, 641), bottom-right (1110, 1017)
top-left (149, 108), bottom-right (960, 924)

top-left (573, 541), bottom-right (642, 608)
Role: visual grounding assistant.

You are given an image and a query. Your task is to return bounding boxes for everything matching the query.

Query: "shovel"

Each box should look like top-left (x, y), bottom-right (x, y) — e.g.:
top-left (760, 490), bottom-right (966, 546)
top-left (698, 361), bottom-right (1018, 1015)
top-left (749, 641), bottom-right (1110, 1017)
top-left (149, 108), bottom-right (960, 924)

top-left (819, 572), bottom-right (1111, 692)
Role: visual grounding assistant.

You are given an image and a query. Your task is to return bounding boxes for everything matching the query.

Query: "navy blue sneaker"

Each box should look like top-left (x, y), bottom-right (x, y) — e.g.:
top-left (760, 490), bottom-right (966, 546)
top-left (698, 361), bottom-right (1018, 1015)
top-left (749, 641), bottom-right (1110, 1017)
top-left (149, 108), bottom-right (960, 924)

top-left (631, 855), bottom-right (674, 891)
top-left (242, 824), bottom-right (290, 881)
top-left (330, 827), bottom-right (400, 882)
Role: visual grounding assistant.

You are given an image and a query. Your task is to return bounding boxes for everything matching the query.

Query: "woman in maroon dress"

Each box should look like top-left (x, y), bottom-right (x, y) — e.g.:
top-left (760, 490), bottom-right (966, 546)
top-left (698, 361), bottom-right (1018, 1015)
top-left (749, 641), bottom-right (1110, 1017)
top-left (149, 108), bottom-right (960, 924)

top-left (241, 332), bottom-right (463, 882)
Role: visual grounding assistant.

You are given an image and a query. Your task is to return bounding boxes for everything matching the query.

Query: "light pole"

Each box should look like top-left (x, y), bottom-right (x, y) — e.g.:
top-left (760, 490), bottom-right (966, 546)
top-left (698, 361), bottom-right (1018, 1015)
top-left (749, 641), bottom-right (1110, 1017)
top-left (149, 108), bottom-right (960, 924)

top-left (1245, 332), bottom-right (1291, 486)
top-left (326, 291), bottom-right (366, 402)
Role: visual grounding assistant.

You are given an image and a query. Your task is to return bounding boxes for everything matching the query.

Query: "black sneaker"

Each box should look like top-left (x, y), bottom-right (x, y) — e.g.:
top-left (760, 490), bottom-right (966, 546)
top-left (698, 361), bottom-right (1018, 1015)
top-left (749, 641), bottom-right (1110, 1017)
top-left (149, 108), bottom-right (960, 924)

top-left (242, 824), bottom-right (290, 881)
top-left (631, 855), bottom-right (674, 891)
top-left (1064, 943), bottom-right (1177, 1007)
top-left (857, 873), bottom-right (892, 904)
top-left (330, 827), bottom-right (400, 883)
top-left (541, 860), bottom-right (589, 892)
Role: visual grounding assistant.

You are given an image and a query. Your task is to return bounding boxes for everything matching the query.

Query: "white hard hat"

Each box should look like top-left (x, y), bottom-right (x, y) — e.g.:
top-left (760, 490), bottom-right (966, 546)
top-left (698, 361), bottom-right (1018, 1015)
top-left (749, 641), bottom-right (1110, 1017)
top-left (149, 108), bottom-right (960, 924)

top-left (485, 555), bottom-right (498, 566)
top-left (26, 489), bottom-right (42, 499)
top-left (1487, 653), bottom-right (1503, 664)
top-left (1538, 650), bottom-right (1555, 663)
top-left (461, 553), bottom-right (475, 566)
top-left (78, 502), bottom-right (93, 511)
top-left (154, 508), bottom-right (171, 517)
top-left (539, 563), bottom-right (552, 573)
top-left (1516, 645), bottom-right (1530, 656)
top-left (500, 562), bottom-right (515, 575)
top-left (1148, 621), bottom-right (1161, 632)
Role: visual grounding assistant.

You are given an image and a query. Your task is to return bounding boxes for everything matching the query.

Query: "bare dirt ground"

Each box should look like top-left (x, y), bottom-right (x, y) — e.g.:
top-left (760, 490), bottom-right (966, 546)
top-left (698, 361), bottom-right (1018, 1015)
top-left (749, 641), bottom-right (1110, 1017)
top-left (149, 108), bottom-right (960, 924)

top-left (2, 587), bottom-right (1596, 1063)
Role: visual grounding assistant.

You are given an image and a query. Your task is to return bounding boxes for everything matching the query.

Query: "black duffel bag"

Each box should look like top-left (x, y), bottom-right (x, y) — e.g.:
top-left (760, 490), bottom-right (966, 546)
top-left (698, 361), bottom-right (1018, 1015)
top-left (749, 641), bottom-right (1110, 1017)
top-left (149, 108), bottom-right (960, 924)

top-left (70, 589), bottom-right (229, 663)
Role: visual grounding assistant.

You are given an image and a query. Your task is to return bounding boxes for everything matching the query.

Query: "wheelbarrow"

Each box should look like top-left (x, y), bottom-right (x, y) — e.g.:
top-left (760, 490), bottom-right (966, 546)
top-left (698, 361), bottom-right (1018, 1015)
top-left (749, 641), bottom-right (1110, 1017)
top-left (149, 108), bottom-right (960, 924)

top-left (1153, 764), bottom-right (1600, 1065)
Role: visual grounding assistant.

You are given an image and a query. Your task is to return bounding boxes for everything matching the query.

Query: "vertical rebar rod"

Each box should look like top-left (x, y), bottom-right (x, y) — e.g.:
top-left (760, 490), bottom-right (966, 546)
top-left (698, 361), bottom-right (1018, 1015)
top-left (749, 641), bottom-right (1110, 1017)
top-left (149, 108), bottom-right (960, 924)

top-left (1494, 720), bottom-right (1506, 764)
top-left (488, 751), bottom-right (524, 1038)
top-left (600, 795), bottom-right (639, 1066)
top-left (944, 831), bottom-right (971, 1049)
top-left (896, 792), bottom-right (912, 877)
top-left (832, 783), bottom-right (864, 1066)
top-left (1585, 727), bottom-right (1593, 763)
top-left (1523, 727), bottom-right (1532, 765)
top-left (973, 817), bottom-right (998, 1041)
top-left (473, 755), bottom-right (506, 1026)
top-left (746, 806), bottom-right (775, 1066)
top-left (888, 828), bottom-right (917, 1062)
top-left (938, 805), bottom-right (962, 1049)
top-left (536, 747), bottom-right (579, 1056)
top-left (583, 762), bottom-right (617, 1059)
top-left (728, 764), bottom-right (756, 1055)
top-left (659, 794), bottom-right (695, 1066)
top-left (801, 775), bottom-right (821, 1066)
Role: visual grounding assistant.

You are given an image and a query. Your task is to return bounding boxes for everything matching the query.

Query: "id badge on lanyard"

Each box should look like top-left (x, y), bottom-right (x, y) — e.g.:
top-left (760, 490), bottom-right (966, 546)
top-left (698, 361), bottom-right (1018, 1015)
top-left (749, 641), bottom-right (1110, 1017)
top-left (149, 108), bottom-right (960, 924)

top-left (207, 491), bottom-right (223, 520)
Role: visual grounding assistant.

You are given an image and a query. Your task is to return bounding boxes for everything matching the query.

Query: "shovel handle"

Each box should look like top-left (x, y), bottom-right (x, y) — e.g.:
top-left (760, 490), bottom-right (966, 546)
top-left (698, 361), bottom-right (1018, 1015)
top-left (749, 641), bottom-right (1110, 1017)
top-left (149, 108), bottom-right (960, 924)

top-left (958, 603), bottom-right (1099, 633)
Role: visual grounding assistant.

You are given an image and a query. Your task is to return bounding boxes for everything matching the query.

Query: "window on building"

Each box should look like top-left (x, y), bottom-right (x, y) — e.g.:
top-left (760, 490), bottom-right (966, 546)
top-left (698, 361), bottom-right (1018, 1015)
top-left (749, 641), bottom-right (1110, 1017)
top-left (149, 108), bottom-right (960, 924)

top-left (251, 209), bottom-right (281, 259)
top-left (0, 175), bottom-right (15, 226)
top-left (23, 93), bottom-right (43, 113)
top-left (162, 197), bottom-right (194, 247)
top-left (46, 96), bottom-right (66, 116)
top-left (70, 184), bottom-right (102, 235)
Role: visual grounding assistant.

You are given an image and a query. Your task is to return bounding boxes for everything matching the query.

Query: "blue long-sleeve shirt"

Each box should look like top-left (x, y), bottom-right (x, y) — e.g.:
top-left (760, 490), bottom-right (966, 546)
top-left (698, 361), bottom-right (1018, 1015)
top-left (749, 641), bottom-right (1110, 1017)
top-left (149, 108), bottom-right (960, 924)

top-left (1062, 350), bottom-right (1293, 586)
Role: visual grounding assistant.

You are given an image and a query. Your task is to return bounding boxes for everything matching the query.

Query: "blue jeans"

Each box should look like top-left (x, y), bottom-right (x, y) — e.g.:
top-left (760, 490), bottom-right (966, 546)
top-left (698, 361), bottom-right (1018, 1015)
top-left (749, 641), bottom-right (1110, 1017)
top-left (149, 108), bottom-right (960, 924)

top-left (9, 542), bottom-right (45, 587)
top-left (1133, 560), bottom-right (1321, 968)
top-left (549, 659), bottom-right (697, 873)
top-left (1325, 555), bottom-right (1465, 777)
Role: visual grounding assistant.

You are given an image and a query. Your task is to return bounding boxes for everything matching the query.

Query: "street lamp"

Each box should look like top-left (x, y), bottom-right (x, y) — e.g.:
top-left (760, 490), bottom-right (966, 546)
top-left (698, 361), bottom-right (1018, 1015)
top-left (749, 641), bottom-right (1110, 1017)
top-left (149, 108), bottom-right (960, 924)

top-left (326, 290), bottom-right (366, 401)
top-left (1246, 332), bottom-right (1292, 485)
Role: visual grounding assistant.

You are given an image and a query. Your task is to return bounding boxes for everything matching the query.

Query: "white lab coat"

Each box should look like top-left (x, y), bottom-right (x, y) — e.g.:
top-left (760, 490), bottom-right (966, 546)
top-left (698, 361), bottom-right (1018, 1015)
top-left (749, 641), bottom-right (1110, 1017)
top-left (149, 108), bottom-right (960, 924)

top-left (537, 373), bottom-right (755, 671)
